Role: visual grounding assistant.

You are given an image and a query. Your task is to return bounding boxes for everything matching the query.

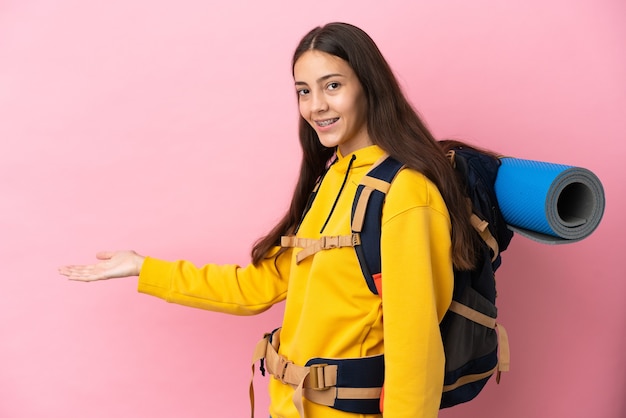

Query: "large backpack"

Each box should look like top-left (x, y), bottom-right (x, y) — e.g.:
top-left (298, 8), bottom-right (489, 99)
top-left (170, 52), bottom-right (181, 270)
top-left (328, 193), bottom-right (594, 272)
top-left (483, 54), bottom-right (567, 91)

top-left (254, 143), bottom-right (515, 415)
top-left (351, 142), bottom-right (514, 408)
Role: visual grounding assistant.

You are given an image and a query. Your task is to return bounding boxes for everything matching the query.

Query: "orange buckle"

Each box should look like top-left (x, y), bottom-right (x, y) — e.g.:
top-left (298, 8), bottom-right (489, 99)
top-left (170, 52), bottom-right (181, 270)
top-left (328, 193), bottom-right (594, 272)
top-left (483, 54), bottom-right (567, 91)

top-left (308, 364), bottom-right (329, 391)
top-left (276, 356), bottom-right (292, 384)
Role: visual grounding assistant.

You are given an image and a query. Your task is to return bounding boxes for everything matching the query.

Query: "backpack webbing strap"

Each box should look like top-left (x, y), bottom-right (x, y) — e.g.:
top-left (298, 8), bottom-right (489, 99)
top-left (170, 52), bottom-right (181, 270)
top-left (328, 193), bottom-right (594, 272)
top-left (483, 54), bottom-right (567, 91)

top-left (447, 301), bottom-right (510, 381)
top-left (281, 234), bottom-right (361, 264)
top-left (442, 342), bottom-right (510, 393)
top-left (250, 330), bottom-right (320, 418)
top-left (442, 365), bottom-right (499, 392)
top-left (470, 213), bottom-right (499, 262)
top-left (352, 176), bottom-right (394, 233)
top-left (351, 155), bottom-right (405, 295)
top-left (250, 329), bottom-right (383, 417)
top-left (250, 334), bottom-right (267, 418)
top-left (495, 323), bottom-right (510, 380)
top-left (448, 301), bottom-right (496, 329)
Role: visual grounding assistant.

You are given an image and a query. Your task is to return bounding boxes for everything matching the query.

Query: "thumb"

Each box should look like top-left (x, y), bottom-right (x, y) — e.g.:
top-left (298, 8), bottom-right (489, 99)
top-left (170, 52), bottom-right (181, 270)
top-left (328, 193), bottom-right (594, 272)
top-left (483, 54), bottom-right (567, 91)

top-left (95, 251), bottom-right (116, 260)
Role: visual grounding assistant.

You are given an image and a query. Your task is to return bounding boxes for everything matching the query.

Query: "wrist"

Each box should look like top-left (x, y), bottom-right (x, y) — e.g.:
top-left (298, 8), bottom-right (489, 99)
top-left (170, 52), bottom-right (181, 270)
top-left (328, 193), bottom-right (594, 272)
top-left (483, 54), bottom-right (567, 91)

top-left (134, 253), bottom-right (145, 276)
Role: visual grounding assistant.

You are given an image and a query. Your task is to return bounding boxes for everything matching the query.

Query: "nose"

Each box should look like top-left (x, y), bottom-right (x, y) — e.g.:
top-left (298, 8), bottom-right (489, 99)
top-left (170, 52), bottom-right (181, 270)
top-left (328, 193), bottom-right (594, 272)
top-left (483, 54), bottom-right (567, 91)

top-left (311, 91), bottom-right (328, 113)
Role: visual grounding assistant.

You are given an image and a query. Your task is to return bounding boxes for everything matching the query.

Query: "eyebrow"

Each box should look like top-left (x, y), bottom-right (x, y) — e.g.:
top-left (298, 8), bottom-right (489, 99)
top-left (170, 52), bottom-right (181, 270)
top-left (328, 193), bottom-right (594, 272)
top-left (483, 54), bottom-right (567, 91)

top-left (294, 73), bottom-right (345, 86)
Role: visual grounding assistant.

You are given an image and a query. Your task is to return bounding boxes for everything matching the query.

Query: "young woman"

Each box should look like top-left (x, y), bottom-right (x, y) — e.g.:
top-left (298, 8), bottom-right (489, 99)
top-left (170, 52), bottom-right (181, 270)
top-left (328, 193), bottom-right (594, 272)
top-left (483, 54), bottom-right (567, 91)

top-left (60, 22), bottom-right (478, 418)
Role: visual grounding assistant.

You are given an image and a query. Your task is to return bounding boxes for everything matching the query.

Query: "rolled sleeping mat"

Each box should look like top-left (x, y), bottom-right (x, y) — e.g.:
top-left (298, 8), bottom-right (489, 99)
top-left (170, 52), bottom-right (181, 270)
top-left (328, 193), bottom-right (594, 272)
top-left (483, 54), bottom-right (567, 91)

top-left (494, 157), bottom-right (605, 244)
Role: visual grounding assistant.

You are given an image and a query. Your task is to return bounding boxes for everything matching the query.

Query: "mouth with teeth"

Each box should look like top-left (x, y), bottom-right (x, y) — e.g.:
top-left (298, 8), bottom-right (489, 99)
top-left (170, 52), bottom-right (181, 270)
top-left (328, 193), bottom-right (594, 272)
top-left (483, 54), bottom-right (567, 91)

top-left (316, 118), bottom-right (339, 127)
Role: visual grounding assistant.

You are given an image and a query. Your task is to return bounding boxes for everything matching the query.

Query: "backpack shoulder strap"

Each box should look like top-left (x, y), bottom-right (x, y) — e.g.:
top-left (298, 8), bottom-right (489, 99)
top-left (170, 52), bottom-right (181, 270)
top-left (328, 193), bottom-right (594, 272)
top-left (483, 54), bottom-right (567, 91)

top-left (351, 155), bottom-right (404, 295)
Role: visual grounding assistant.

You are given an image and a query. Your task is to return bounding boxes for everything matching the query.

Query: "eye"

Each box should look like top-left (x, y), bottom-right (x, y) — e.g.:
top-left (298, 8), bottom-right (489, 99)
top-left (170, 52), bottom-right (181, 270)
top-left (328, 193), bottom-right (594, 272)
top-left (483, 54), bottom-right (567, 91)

top-left (297, 88), bottom-right (309, 96)
top-left (327, 82), bottom-right (340, 91)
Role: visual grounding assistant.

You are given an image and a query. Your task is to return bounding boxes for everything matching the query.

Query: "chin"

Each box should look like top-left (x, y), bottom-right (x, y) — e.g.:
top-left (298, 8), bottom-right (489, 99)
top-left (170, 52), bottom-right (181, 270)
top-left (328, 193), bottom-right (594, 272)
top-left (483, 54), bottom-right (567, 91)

top-left (317, 136), bottom-right (342, 150)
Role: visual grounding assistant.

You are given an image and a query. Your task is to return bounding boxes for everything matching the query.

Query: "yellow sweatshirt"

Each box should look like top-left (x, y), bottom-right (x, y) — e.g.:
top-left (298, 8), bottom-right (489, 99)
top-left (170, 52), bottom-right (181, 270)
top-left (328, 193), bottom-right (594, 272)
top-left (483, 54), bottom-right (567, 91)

top-left (138, 145), bottom-right (454, 418)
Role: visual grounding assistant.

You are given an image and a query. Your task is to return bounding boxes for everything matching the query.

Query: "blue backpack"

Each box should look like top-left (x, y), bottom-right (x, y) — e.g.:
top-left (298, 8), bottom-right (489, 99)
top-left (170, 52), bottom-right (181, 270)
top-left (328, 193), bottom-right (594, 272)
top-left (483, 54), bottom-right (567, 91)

top-left (350, 142), bottom-right (514, 409)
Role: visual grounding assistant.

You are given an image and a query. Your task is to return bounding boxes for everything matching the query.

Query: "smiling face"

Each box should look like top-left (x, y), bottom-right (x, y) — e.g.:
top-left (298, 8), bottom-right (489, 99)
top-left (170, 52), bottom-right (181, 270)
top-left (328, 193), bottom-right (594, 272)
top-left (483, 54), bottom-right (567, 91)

top-left (293, 50), bottom-right (371, 156)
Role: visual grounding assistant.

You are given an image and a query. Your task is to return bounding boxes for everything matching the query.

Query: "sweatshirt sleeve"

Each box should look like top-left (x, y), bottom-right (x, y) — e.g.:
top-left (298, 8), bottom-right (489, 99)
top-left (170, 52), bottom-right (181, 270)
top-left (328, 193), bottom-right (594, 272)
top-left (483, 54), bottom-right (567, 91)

top-left (137, 247), bottom-right (291, 316)
top-left (380, 179), bottom-right (454, 417)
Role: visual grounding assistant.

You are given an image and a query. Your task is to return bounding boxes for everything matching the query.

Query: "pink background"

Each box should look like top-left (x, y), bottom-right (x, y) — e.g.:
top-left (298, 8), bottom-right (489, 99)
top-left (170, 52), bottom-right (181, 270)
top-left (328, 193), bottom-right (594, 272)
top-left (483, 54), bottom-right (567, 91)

top-left (1, 0), bottom-right (624, 417)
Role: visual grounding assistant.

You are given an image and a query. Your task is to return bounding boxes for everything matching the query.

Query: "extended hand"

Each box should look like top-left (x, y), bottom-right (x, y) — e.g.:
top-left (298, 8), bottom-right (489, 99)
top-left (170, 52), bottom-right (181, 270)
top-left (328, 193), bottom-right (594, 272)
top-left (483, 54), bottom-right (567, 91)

top-left (58, 251), bottom-right (145, 281)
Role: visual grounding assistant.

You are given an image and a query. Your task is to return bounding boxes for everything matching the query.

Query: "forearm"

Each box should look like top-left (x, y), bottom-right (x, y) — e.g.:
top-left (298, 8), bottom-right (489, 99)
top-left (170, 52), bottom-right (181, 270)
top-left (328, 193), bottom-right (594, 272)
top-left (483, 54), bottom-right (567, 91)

top-left (138, 250), bottom-right (290, 316)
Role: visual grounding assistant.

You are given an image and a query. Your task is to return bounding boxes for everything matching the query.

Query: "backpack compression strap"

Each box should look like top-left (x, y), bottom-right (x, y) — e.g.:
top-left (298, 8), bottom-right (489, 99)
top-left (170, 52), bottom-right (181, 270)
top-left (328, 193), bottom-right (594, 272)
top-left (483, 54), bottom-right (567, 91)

top-left (470, 213), bottom-right (500, 262)
top-left (446, 149), bottom-right (500, 262)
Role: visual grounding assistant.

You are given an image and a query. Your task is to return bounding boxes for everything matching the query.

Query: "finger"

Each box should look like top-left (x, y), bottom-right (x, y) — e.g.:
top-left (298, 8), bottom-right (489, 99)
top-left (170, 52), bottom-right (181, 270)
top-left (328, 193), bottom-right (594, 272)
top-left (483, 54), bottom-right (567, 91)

top-left (58, 265), bottom-right (102, 279)
top-left (67, 275), bottom-right (101, 282)
top-left (62, 268), bottom-right (105, 281)
top-left (58, 266), bottom-right (72, 276)
top-left (58, 265), bottom-right (88, 276)
top-left (59, 264), bottom-right (96, 273)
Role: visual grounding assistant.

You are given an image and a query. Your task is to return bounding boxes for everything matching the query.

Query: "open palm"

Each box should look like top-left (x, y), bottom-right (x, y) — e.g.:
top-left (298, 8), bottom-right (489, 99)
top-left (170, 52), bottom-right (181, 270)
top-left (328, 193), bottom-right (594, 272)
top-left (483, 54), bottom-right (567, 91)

top-left (58, 250), bottom-right (144, 281)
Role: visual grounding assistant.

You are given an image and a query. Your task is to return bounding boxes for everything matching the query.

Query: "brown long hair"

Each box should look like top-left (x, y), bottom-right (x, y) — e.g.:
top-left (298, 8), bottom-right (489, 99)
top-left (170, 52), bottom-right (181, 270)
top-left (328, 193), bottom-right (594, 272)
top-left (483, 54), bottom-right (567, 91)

top-left (252, 22), bottom-right (478, 270)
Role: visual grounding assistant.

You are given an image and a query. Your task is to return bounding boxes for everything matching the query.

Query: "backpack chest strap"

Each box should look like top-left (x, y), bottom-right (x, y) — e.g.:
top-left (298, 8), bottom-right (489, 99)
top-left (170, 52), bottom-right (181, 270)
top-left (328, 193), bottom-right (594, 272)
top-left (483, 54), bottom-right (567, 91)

top-left (281, 234), bottom-right (361, 264)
